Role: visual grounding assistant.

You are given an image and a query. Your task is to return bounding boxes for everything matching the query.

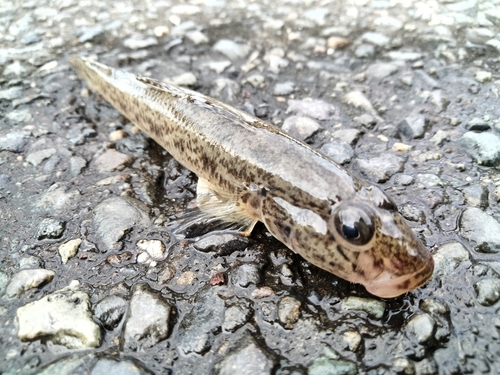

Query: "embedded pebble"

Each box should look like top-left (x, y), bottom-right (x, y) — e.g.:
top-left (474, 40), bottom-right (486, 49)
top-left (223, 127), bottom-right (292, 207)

top-left (320, 140), bottom-right (354, 164)
top-left (0, 271), bottom-right (8, 296)
top-left (400, 204), bottom-right (425, 223)
top-left (0, 130), bottom-right (30, 153)
top-left (213, 335), bottom-right (276, 375)
top-left (475, 278), bottom-right (500, 306)
top-left (0, 86), bottom-right (23, 100)
top-left (353, 153), bottom-right (404, 182)
top-left (194, 233), bottom-right (249, 256)
top-left (123, 35), bottom-right (158, 50)
top-left (462, 185), bottom-right (488, 208)
top-left (466, 28), bottom-right (495, 44)
top-left (430, 130), bottom-right (448, 146)
top-left (123, 284), bottom-right (171, 349)
top-left (286, 99), bottom-right (335, 120)
top-left (5, 269), bottom-right (55, 298)
top-left (93, 295), bottom-right (128, 330)
top-left (343, 91), bottom-right (380, 119)
top-left (460, 208), bottom-right (500, 253)
top-left (395, 174), bottom-right (414, 186)
top-left (308, 349), bottom-right (357, 375)
top-left (386, 51), bottom-right (422, 61)
top-left (278, 296), bottom-right (301, 329)
top-left (93, 196), bottom-right (150, 251)
top-left (94, 149), bottom-right (136, 173)
top-left (356, 113), bottom-right (377, 128)
top-left (233, 264), bottom-right (262, 288)
top-left (186, 30), bottom-right (209, 45)
top-left (69, 156), bottom-right (87, 177)
top-left (0, 174), bottom-right (11, 190)
top-left (486, 39), bottom-right (500, 52)
top-left (58, 239), bottom-right (82, 264)
top-left (331, 129), bottom-right (362, 145)
top-left (16, 280), bottom-right (101, 349)
top-left (398, 115), bottom-right (428, 139)
top-left (36, 184), bottom-right (81, 214)
top-left (91, 357), bottom-right (151, 375)
top-left (342, 330), bottom-right (362, 352)
top-left (466, 118), bottom-right (490, 131)
top-left (417, 174), bottom-right (443, 188)
top-left (136, 239), bottom-right (165, 260)
top-left (77, 25), bottom-right (104, 43)
top-left (165, 72), bottom-right (197, 87)
top-left (177, 289), bottom-right (225, 354)
top-left (392, 358), bottom-right (415, 375)
top-left (361, 32), bottom-right (390, 47)
top-left (406, 314), bottom-right (435, 344)
top-left (475, 71), bottom-right (492, 83)
top-left (210, 78), bottom-right (240, 102)
top-left (222, 300), bottom-right (252, 332)
top-left (26, 148), bottom-right (57, 166)
top-left (432, 242), bottom-right (470, 278)
top-left (36, 218), bottom-right (65, 240)
top-left (366, 63), bottom-right (398, 79)
top-left (213, 39), bottom-right (251, 60)
top-left (19, 256), bottom-right (43, 269)
top-left (342, 296), bottom-right (386, 319)
top-left (460, 131), bottom-right (500, 166)
top-left (304, 8), bottom-right (330, 25)
top-left (355, 44), bottom-right (375, 58)
top-left (273, 81), bottom-right (295, 96)
top-left (282, 116), bottom-right (322, 140)
top-left (392, 142), bottom-right (412, 152)
top-left (206, 60), bottom-right (232, 74)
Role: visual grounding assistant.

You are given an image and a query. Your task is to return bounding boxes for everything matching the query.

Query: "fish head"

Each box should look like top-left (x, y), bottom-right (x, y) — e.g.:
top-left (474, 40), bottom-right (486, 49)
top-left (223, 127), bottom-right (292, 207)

top-left (327, 185), bottom-right (434, 298)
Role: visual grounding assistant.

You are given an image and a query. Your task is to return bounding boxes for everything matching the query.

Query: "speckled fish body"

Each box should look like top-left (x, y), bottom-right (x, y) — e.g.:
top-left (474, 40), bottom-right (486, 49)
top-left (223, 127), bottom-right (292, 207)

top-left (70, 56), bottom-right (434, 298)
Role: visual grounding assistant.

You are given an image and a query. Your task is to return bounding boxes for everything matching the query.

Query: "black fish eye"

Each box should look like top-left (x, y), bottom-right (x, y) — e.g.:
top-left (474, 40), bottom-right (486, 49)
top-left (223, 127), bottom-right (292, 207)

top-left (333, 204), bottom-right (375, 246)
top-left (342, 224), bottom-right (359, 240)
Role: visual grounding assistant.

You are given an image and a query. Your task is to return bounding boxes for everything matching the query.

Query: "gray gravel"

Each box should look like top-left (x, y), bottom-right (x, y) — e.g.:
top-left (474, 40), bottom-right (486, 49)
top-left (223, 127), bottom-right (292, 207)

top-left (1, 0), bottom-right (500, 373)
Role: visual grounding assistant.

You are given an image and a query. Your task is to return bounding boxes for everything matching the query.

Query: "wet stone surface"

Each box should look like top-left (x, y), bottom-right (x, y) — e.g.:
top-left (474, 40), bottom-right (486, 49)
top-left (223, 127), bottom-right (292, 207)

top-left (1, 0), bottom-right (500, 374)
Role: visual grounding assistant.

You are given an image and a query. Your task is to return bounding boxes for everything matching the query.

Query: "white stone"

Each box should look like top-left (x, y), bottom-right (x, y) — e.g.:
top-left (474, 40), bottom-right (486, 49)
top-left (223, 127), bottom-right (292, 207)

top-left (17, 280), bottom-right (101, 349)
top-left (58, 239), bottom-right (82, 264)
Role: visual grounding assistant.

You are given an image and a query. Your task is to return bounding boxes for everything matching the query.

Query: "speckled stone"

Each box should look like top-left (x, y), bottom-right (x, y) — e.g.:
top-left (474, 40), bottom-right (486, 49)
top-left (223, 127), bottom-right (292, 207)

top-left (36, 218), bottom-right (65, 240)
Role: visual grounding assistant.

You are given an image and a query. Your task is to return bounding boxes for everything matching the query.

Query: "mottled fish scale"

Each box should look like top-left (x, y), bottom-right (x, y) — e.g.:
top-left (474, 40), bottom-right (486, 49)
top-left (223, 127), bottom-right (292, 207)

top-left (70, 56), bottom-right (434, 298)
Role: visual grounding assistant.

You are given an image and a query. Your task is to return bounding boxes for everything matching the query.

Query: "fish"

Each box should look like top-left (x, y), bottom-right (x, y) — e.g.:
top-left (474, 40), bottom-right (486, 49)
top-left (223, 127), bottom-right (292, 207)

top-left (69, 56), bottom-right (434, 298)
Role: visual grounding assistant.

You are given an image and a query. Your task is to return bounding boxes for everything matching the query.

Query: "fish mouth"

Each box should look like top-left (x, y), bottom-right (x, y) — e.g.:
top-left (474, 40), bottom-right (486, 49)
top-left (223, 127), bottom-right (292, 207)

top-left (364, 252), bottom-right (435, 298)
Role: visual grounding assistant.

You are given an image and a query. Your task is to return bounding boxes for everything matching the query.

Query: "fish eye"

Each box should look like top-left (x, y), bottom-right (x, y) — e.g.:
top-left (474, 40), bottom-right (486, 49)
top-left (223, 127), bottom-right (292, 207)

top-left (333, 204), bottom-right (375, 246)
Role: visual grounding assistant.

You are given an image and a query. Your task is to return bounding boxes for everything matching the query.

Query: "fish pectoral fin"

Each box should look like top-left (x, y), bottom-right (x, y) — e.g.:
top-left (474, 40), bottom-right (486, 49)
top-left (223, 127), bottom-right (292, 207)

top-left (176, 177), bottom-right (258, 237)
